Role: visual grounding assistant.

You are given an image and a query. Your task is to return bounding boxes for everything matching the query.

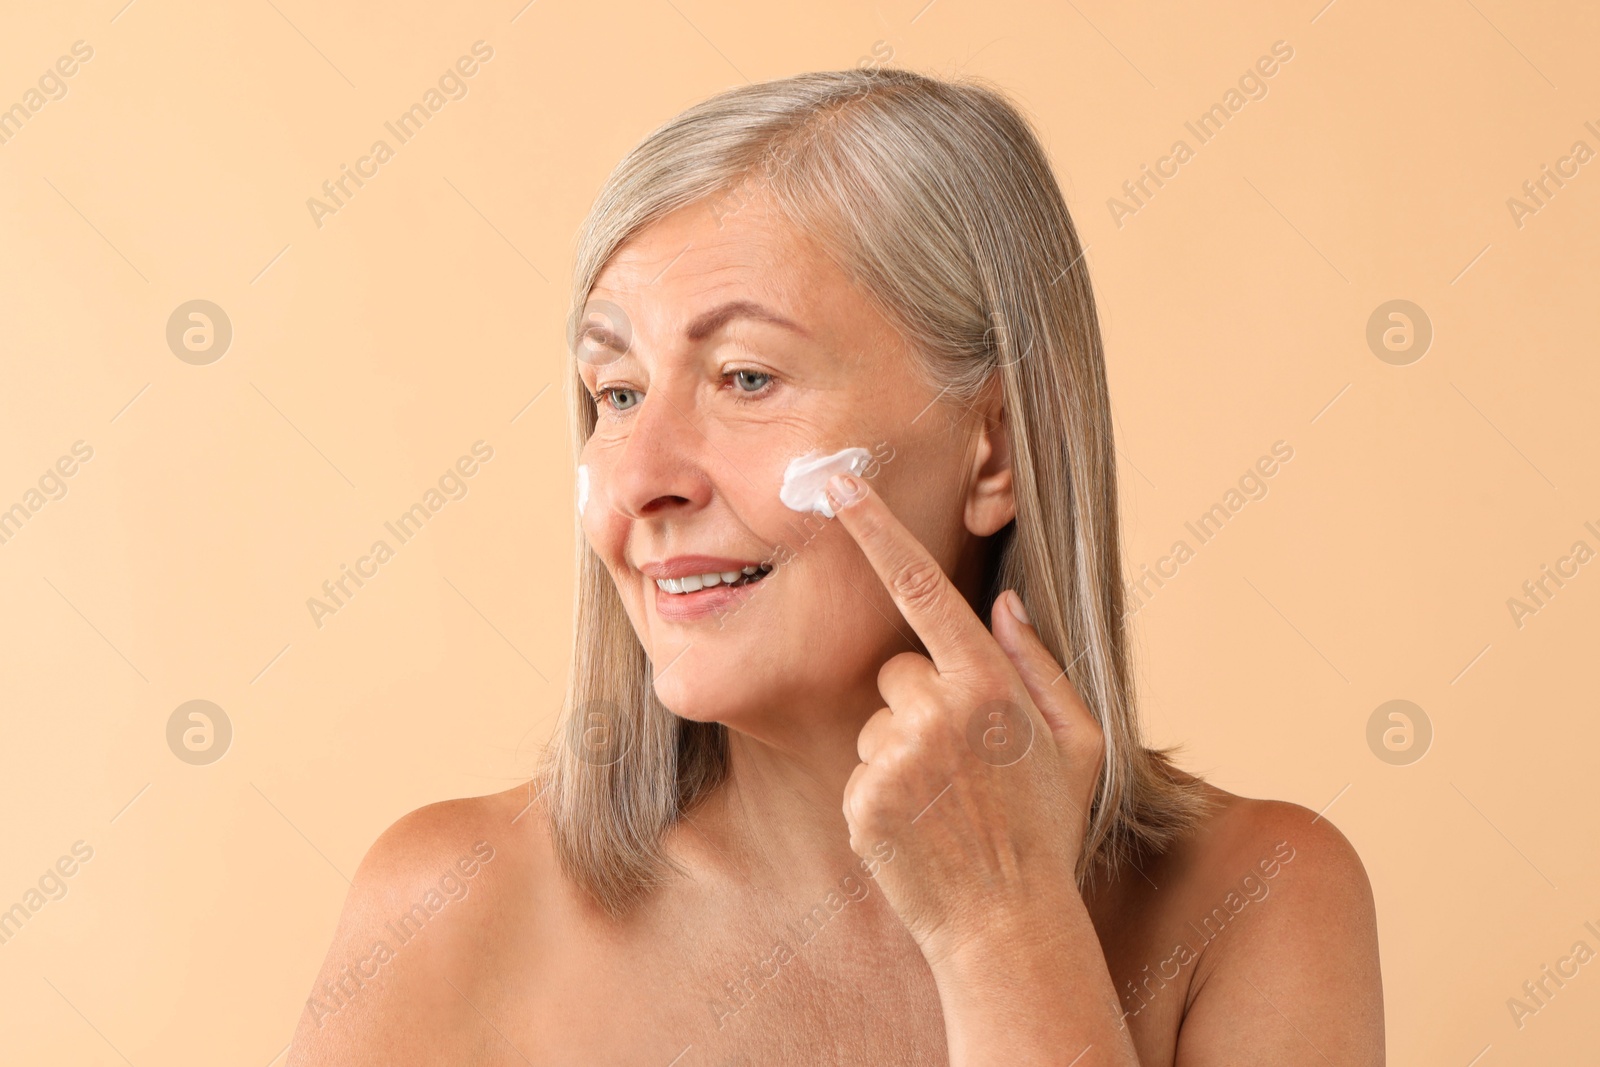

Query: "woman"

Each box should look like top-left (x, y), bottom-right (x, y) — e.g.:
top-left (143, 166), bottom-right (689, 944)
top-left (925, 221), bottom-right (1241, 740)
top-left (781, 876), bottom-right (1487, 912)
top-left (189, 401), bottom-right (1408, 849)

top-left (290, 68), bottom-right (1382, 1065)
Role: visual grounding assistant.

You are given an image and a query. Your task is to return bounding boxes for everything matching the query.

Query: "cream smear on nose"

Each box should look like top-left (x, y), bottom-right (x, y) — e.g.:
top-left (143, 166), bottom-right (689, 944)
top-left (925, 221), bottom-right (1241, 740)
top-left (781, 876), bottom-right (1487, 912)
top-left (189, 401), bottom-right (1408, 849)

top-left (779, 447), bottom-right (871, 518)
top-left (577, 464), bottom-right (590, 516)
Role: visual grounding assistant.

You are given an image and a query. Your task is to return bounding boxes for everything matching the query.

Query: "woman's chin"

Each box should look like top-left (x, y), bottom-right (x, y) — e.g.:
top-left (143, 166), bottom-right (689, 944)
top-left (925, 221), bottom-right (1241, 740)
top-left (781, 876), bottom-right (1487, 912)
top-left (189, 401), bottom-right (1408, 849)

top-left (651, 666), bottom-right (821, 732)
top-left (651, 676), bottom-right (760, 726)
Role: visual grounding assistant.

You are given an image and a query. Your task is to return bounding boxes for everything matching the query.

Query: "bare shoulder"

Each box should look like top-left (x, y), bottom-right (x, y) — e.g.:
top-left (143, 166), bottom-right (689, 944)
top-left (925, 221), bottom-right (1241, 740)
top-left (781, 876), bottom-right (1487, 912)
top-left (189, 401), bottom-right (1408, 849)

top-left (1150, 782), bottom-right (1384, 1066)
top-left (286, 782), bottom-right (555, 1067)
top-left (1168, 785), bottom-right (1375, 908)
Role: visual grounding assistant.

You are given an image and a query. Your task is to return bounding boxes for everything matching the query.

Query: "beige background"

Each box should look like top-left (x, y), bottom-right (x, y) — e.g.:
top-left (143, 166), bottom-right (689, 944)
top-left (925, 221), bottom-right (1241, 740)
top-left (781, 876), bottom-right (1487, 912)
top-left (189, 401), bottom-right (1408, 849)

top-left (2, 0), bottom-right (1596, 1063)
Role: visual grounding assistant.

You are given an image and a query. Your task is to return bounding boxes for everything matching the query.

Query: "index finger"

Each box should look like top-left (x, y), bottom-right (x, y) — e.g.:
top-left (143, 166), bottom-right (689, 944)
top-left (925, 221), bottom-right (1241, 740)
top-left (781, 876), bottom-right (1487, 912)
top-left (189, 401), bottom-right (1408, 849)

top-left (826, 472), bottom-right (993, 673)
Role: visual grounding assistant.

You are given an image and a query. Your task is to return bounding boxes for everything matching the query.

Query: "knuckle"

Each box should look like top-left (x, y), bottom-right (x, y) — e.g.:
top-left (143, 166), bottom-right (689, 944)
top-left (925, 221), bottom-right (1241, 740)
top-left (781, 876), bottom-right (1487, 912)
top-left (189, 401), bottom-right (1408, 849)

top-left (880, 736), bottom-right (926, 773)
top-left (854, 509), bottom-right (892, 548)
top-left (890, 557), bottom-right (946, 610)
top-left (898, 693), bottom-right (947, 731)
top-left (842, 779), bottom-right (866, 824)
top-left (973, 672), bottom-right (1014, 698)
top-left (846, 777), bottom-right (888, 830)
top-left (867, 748), bottom-right (902, 781)
top-left (1073, 725), bottom-right (1108, 767)
top-left (866, 738), bottom-right (933, 797)
top-left (856, 708), bottom-right (893, 761)
top-left (878, 651), bottom-right (929, 688)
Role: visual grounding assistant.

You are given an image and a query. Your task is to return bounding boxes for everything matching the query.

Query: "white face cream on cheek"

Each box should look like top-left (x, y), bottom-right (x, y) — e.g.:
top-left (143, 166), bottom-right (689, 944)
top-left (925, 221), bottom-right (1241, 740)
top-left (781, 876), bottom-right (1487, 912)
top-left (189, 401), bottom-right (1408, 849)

top-left (577, 464), bottom-right (590, 516)
top-left (779, 447), bottom-right (871, 518)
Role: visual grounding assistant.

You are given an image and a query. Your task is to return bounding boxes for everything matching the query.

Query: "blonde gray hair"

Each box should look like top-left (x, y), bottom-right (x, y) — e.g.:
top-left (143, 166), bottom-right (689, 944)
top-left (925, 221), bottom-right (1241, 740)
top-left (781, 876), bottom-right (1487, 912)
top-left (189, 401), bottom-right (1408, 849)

top-left (541, 67), bottom-right (1207, 917)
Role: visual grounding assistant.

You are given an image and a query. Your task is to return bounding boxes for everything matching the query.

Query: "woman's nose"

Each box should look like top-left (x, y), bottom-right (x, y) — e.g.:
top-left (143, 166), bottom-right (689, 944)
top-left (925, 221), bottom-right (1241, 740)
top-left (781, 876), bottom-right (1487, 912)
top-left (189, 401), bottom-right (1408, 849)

top-left (605, 390), bottom-right (715, 519)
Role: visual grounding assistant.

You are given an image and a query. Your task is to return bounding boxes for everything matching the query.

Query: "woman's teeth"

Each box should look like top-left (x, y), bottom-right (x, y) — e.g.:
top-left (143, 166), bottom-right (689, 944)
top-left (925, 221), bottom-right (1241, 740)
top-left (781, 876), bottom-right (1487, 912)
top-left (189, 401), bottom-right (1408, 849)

top-left (655, 564), bottom-right (771, 595)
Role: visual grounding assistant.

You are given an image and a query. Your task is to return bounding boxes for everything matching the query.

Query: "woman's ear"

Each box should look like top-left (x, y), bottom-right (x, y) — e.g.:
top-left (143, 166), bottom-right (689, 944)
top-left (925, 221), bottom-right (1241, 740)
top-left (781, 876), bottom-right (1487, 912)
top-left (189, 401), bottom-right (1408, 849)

top-left (964, 376), bottom-right (1015, 537)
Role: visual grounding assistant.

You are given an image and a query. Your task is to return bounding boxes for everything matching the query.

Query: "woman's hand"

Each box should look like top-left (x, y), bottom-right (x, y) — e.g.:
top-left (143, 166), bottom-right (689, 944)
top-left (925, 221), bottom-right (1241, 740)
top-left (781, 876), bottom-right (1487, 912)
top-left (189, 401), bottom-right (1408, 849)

top-left (828, 471), bottom-right (1107, 967)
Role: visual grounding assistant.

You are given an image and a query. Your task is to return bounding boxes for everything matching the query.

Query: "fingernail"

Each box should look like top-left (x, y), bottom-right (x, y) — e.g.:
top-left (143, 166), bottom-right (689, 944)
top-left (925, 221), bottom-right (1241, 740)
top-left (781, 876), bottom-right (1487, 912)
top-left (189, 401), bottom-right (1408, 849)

top-left (1006, 589), bottom-right (1031, 626)
top-left (828, 473), bottom-right (865, 507)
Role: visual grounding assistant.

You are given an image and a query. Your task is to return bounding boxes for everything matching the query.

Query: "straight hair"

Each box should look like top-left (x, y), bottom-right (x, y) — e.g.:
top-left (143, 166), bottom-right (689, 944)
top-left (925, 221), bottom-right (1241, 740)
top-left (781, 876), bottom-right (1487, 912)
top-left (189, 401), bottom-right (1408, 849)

top-left (541, 67), bottom-right (1209, 918)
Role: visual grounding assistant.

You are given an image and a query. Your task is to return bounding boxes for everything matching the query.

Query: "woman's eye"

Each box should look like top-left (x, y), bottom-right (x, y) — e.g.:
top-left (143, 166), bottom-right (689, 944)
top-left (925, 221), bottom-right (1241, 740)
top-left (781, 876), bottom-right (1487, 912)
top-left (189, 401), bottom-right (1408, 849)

top-left (731, 370), bottom-right (771, 393)
top-left (602, 387), bottom-right (642, 411)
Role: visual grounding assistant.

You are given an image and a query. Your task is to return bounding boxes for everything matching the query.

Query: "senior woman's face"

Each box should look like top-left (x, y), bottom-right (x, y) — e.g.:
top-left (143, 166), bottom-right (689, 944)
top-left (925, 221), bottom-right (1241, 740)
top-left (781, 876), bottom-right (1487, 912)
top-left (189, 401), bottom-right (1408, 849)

top-left (576, 197), bottom-right (1009, 734)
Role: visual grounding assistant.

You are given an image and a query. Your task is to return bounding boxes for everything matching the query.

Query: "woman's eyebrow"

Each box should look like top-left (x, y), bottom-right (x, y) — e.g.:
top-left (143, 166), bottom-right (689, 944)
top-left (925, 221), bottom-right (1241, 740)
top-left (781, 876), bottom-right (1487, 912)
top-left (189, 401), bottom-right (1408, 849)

top-left (685, 299), bottom-right (810, 342)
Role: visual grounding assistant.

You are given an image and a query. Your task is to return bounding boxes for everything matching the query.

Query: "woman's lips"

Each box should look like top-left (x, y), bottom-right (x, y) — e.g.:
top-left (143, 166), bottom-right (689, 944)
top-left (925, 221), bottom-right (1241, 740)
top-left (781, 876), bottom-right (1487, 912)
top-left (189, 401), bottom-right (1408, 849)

top-left (650, 576), bottom-right (767, 621)
top-left (641, 555), bottom-right (773, 622)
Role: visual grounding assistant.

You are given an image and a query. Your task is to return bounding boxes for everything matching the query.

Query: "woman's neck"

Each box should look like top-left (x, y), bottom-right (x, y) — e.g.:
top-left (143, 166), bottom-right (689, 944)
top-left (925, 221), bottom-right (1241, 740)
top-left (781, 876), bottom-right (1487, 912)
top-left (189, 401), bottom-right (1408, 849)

top-left (682, 707), bottom-right (878, 894)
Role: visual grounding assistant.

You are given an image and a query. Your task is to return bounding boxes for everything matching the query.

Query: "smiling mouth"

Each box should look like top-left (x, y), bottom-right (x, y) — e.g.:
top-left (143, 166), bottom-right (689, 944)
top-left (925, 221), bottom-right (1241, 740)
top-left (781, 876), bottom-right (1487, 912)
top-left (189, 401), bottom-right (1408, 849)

top-left (654, 563), bottom-right (773, 595)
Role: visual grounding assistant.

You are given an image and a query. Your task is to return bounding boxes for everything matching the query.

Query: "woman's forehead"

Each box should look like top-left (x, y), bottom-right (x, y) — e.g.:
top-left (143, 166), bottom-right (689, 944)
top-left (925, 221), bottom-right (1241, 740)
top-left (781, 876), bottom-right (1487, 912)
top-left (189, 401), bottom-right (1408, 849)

top-left (592, 196), bottom-right (834, 296)
top-left (588, 237), bottom-right (885, 357)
